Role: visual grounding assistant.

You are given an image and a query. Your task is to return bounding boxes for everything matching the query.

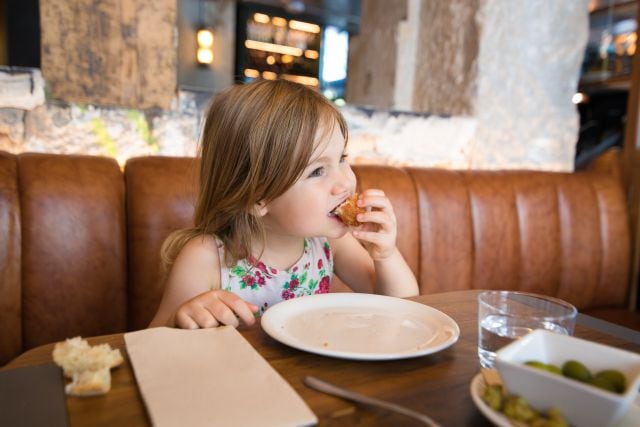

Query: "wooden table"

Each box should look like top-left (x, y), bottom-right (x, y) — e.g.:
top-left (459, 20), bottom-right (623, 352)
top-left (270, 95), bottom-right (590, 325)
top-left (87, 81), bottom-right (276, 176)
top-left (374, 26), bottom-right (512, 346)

top-left (5, 290), bottom-right (640, 426)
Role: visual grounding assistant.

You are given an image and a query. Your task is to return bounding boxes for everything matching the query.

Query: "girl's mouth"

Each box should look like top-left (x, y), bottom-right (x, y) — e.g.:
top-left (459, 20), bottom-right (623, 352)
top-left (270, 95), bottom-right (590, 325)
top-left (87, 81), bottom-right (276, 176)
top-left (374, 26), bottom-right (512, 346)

top-left (329, 198), bottom-right (349, 217)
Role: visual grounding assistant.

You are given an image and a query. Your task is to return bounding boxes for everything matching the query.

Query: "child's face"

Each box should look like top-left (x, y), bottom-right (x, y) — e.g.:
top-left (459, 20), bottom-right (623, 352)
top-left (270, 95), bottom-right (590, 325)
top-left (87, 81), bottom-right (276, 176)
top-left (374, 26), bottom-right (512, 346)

top-left (261, 123), bottom-right (356, 240)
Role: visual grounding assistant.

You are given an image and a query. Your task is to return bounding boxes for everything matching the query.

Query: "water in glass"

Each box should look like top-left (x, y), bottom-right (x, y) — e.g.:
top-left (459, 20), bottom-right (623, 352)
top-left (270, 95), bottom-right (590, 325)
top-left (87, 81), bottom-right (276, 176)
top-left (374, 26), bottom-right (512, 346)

top-left (478, 314), bottom-right (569, 368)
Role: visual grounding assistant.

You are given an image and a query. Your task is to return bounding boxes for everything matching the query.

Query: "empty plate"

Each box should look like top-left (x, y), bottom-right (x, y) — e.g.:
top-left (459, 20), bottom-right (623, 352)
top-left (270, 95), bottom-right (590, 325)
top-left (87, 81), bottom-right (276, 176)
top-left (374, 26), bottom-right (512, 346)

top-left (261, 293), bottom-right (460, 360)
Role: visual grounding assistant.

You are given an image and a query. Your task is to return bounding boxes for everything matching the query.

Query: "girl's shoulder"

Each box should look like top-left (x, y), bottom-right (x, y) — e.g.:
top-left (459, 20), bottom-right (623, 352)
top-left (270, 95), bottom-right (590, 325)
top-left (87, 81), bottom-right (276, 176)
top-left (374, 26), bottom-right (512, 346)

top-left (167, 233), bottom-right (222, 292)
top-left (182, 233), bottom-right (218, 250)
top-left (174, 234), bottom-right (220, 268)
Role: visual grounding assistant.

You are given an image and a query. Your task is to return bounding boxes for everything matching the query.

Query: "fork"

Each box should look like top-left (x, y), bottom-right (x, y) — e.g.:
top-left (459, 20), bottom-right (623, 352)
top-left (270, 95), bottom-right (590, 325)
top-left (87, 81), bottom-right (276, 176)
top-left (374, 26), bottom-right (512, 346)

top-left (303, 376), bottom-right (442, 427)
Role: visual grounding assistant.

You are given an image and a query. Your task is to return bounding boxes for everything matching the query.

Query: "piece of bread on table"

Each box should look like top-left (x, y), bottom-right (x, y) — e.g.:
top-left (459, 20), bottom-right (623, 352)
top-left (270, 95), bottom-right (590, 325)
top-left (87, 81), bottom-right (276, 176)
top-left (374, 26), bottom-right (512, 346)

top-left (333, 193), bottom-right (365, 226)
top-left (52, 336), bottom-right (123, 396)
top-left (65, 367), bottom-right (111, 396)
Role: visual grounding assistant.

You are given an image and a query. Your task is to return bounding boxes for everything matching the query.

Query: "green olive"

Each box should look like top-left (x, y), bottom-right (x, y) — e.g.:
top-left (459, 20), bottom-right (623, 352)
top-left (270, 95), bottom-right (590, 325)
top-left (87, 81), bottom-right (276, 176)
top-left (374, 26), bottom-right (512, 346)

top-left (547, 407), bottom-right (569, 426)
top-left (490, 380), bottom-right (570, 426)
top-left (594, 370), bottom-right (626, 393)
top-left (530, 418), bottom-right (569, 427)
top-left (482, 384), bottom-right (504, 411)
top-left (590, 375), bottom-right (618, 393)
top-left (525, 360), bottom-right (549, 370)
top-left (503, 395), bottom-right (538, 423)
top-left (524, 361), bottom-right (562, 375)
top-left (541, 417), bottom-right (569, 427)
top-left (545, 364), bottom-right (562, 375)
top-left (562, 360), bottom-right (592, 382)
top-left (528, 408), bottom-right (569, 427)
top-left (529, 417), bottom-right (548, 427)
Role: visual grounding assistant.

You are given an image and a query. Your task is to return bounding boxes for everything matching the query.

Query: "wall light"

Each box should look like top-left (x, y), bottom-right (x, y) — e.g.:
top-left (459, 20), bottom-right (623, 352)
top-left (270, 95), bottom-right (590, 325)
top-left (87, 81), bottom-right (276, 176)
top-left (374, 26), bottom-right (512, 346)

top-left (572, 92), bottom-right (588, 104)
top-left (289, 20), bottom-right (320, 34)
top-left (196, 28), bottom-right (214, 65)
top-left (253, 13), bottom-right (270, 24)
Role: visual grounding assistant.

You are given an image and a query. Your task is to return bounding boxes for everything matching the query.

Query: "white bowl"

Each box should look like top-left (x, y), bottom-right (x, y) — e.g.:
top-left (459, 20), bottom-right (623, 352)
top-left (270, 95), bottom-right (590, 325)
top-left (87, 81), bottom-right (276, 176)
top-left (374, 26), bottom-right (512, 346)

top-left (495, 329), bottom-right (640, 427)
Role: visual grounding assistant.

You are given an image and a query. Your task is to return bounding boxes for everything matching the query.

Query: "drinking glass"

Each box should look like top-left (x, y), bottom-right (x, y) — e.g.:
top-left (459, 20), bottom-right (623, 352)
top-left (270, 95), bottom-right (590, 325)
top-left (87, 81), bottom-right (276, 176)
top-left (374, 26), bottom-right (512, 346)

top-left (477, 291), bottom-right (577, 368)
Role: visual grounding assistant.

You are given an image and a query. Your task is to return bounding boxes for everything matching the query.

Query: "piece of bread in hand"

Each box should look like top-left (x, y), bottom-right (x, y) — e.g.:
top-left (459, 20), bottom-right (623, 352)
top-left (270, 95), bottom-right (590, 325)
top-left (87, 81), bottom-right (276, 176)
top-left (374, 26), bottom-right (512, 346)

top-left (52, 336), bottom-right (123, 396)
top-left (333, 193), bottom-right (365, 226)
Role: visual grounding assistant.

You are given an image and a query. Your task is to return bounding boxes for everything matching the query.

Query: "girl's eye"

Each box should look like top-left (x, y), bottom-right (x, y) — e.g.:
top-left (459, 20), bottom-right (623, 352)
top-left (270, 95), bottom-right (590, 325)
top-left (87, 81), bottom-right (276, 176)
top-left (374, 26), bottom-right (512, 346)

top-left (308, 167), bottom-right (325, 178)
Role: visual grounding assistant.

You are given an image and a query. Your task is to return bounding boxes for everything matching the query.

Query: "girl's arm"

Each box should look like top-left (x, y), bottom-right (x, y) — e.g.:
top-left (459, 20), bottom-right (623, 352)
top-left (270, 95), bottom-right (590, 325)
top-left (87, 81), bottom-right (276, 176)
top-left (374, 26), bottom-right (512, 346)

top-left (330, 189), bottom-right (419, 298)
top-left (331, 234), bottom-right (418, 297)
top-left (149, 235), bottom-right (257, 328)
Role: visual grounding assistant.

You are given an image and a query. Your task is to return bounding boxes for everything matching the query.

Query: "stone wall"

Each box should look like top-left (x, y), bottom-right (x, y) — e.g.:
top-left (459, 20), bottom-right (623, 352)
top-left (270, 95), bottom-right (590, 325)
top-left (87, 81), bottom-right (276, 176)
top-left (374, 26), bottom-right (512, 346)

top-left (40, 0), bottom-right (177, 109)
top-left (345, 0), bottom-right (407, 108)
top-left (0, 68), bottom-right (201, 164)
top-left (346, 0), bottom-right (590, 171)
top-left (471, 0), bottom-right (588, 170)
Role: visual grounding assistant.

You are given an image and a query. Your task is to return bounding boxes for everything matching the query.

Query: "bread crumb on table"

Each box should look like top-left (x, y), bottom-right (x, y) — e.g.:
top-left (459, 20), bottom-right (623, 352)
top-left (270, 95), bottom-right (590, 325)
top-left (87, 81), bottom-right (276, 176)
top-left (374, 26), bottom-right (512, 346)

top-left (52, 336), bottom-right (123, 396)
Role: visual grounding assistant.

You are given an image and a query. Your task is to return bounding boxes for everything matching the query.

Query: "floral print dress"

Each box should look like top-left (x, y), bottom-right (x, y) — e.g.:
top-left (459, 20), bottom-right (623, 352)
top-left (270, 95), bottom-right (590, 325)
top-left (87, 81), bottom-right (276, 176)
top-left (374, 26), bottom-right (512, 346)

top-left (217, 237), bottom-right (333, 316)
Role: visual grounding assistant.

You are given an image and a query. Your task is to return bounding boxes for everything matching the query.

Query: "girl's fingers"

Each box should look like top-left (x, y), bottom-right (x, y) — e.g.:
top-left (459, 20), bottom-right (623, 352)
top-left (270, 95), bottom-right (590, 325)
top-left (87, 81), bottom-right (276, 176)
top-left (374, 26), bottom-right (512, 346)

top-left (357, 211), bottom-right (396, 230)
top-left (360, 189), bottom-right (386, 197)
top-left (352, 229), bottom-right (385, 245)
top-left (191, 307), bottom-right (221, 329)
top-left (358, 194), bottom-right (396, 224)
top-left (358, 194), bottom-right (391, 210)
top-left (209, 302), bottom-right (241, 328)
top-left (175, 310), bottom-right (202, 329)
top-left (218, 292), bottom-right (257, 326)
top-left (174, 290), bottom-right (257, 330)
top-left (352, 230), bottom-right (395, 260)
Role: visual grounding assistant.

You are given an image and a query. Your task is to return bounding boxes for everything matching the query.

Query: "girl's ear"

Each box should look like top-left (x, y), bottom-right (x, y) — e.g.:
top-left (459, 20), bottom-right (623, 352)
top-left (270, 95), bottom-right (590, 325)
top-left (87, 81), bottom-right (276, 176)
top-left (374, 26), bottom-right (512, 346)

top-left (255, 201), bottom-right (268, 217)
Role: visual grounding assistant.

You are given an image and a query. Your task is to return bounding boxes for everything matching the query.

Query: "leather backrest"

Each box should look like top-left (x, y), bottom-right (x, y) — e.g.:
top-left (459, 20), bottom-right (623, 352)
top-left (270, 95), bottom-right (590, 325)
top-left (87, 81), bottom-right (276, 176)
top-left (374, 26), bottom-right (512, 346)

top-left (125, 156), bottom-right (199, 330)
top-left (408, 168), bottom-right (630, 310)
top-left (0, 152), bottom-right (21, 365)
top-left (126, 158), bottom-right (630, 326)
top-left (353, 165), bottom-right (420, 276)
top-left (18, 153), bottom-right (127, 351)
top-left (0, 151), bottom-right (631, 365)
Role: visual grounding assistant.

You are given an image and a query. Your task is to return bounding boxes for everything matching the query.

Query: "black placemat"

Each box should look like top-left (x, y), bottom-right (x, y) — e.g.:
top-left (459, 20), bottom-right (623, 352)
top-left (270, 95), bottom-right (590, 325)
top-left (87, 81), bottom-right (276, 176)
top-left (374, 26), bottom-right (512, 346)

top-left (0, 362), bottom-right (68, 427)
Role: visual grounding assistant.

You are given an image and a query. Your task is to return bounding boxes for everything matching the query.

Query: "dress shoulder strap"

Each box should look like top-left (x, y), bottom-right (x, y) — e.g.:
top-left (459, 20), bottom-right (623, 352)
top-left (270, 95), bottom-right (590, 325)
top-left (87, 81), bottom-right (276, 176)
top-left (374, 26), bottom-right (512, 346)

top-left (213, 236), bottom-right (227, 291)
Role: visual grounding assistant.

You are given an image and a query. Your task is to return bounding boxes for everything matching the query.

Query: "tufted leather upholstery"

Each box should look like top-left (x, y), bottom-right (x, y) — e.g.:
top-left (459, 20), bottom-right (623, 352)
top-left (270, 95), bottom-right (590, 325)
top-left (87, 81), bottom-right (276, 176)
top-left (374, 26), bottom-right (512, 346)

top-left (125, 156), bottom-right (200, 330)
top-left (0, 150), bottom-right (634, 365)
top-left (355, 164), bottom-right (631, 307)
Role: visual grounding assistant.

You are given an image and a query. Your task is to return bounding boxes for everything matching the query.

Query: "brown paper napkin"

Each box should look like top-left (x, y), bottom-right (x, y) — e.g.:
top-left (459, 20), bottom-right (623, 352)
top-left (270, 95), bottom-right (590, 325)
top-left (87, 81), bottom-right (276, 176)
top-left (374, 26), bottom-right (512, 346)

top-left (125, 326), bottom-right (317, 427)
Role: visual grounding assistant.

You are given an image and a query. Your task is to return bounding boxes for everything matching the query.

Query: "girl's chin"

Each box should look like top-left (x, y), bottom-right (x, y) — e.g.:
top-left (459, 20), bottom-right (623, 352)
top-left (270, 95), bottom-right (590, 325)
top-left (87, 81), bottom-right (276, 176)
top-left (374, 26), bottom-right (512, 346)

top-left (325, 226), bottom-right (350, 239)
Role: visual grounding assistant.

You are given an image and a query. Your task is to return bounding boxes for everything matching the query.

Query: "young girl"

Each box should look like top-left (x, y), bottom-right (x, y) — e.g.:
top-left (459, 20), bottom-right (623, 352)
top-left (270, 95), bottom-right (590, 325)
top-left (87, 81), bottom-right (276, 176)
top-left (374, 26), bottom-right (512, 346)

top-left (149, 79), bottom-right (418, 329)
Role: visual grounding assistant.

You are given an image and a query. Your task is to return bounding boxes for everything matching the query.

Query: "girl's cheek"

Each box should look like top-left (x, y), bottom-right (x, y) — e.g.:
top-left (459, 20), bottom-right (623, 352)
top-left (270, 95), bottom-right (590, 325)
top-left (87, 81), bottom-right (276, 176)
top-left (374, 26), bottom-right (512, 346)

top-left (348, 172), bottom-right (357, 191)
top-left (343, 164), bottom-right (356, 184)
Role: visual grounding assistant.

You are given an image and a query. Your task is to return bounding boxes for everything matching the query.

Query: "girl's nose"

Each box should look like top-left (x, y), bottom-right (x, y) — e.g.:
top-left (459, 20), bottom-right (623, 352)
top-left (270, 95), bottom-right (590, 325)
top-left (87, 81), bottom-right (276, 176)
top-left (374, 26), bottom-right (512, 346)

top-left (331, 166), bottom-right (355, 195)
top-left (331, 181), bottom-right (348, 195)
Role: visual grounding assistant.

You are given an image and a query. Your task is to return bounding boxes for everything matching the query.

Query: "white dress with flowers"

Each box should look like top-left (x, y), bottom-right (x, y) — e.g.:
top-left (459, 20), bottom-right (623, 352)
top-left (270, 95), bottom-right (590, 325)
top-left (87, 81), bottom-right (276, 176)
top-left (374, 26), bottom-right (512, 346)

top-left (217, 237), bottom-right (333, 316)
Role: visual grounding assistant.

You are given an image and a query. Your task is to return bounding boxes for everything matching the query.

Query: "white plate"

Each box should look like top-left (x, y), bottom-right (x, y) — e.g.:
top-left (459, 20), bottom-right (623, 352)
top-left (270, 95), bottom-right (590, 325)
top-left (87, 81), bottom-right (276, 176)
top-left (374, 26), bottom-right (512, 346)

top-left (260, 293), bottom-right (459, 360)
top-left (470, 373), bottom-right (640, 427)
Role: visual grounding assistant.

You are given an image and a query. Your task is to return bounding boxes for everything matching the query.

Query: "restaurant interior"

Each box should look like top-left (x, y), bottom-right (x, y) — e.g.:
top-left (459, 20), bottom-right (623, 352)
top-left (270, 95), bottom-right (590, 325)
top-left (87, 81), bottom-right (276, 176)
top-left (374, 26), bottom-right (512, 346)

top-left (2, 1), bottom-right (640, 426)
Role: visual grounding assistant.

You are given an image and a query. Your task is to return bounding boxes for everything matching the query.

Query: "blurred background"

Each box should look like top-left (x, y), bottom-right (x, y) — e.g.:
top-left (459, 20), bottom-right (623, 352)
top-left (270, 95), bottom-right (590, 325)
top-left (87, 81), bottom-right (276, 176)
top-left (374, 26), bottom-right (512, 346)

top-left (2, 0), bottom-right (640, 312)
top-left (1, 0), bottom-right (628, 172)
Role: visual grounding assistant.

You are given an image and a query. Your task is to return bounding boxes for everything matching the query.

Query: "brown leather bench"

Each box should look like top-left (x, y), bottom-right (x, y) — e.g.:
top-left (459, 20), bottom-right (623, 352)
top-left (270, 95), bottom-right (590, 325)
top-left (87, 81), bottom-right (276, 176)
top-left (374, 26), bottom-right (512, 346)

top-left (0, 150), bottom-right (635, 365)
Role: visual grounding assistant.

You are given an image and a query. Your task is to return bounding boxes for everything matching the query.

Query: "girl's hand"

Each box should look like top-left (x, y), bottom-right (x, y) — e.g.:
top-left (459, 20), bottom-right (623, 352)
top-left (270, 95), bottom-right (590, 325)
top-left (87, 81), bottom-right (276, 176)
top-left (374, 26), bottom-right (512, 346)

top-left (173, 289), bottom-right (259, 329)
top-left (352, 189), bottom-right (397, 260)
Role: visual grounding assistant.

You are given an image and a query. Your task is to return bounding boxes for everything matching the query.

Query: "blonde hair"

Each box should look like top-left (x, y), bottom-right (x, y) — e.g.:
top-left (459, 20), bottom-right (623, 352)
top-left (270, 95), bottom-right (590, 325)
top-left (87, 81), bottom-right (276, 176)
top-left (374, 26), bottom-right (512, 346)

top-left (161, 79), bottom-right (348, 271)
